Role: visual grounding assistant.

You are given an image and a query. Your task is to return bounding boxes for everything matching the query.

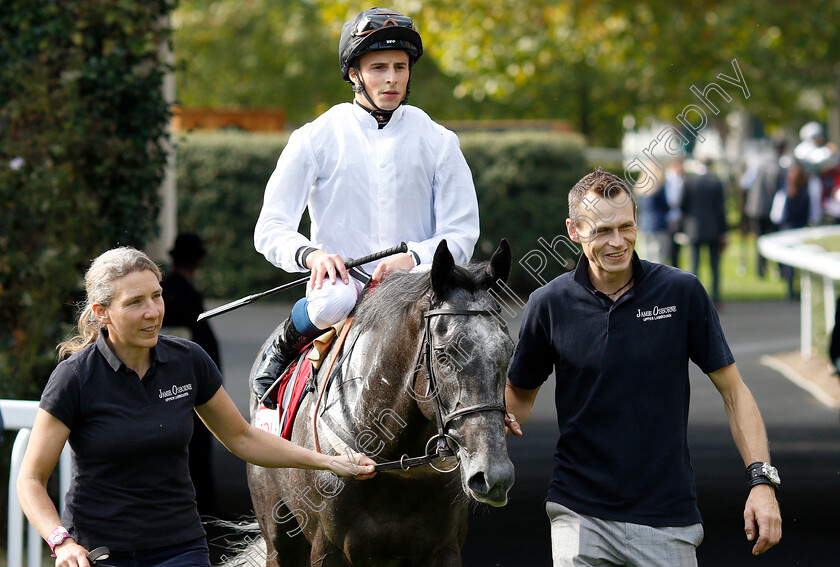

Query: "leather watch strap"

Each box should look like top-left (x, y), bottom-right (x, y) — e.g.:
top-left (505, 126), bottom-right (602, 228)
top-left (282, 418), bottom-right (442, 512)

top-left (746, 461), bottom-right (780, 491)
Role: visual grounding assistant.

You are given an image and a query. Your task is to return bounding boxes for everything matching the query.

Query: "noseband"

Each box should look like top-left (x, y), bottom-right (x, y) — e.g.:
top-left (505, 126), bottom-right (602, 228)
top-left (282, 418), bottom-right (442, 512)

top-left (373, 307), bottom-right (507, 472)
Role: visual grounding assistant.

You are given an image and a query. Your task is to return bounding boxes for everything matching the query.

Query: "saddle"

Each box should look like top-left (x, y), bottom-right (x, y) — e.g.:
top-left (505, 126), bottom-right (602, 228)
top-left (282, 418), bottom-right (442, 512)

top-left (253, 320), bottom-right (349, 441)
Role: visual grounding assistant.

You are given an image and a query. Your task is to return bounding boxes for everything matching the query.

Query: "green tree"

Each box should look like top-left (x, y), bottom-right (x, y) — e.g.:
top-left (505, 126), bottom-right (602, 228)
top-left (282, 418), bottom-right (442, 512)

top-left (173, 0), bottom-right (477, 127)
top-left (175, 0), bottom-right (840, 144)
top-left (0, 0), bottom-right (172, 400)
top-left (419, 0), bottom-right (840, 138)
top-left (174, 0), bottom-right (346, 123)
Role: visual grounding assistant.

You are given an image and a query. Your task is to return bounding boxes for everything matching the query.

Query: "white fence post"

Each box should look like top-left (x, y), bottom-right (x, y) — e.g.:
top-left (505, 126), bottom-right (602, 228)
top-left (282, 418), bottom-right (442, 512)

top-left (757, 227), bottom-right (840, 357)
top-left (801, 272), bottom-right (812, 358)
top-left (3, 399), bottom-right (69, 567)
top-left (824, 276), bottom-right (836, 337)
top-left (8, 428), bottom-right (30, 567)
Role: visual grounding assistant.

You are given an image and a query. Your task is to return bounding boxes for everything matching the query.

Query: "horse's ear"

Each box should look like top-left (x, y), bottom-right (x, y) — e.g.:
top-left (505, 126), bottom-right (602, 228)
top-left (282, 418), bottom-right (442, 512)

top-left (431, 240), bottom-right (455, 298)
top-left (485, 239), bottom-right (511, 285)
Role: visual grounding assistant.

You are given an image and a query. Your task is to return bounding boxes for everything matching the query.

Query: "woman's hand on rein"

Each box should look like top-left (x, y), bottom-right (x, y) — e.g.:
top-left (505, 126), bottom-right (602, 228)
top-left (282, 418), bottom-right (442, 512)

top-left (328, 452), bottom-right (377, 479)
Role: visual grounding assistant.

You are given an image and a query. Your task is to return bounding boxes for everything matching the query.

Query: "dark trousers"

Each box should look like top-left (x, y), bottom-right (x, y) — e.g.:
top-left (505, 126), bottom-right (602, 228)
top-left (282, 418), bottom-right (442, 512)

top-left (105, 537), bottom-right (209, 567)
top-left (780, 264), bottom-right (798, 300)
top-left (668, 225), bottom-right (682, 268)
top-left (670, 239), bottom-right (682, 269)
top-left (691, 240), bottom-right (722, 303)
top-left (751, 217), bottom-right (778, 278)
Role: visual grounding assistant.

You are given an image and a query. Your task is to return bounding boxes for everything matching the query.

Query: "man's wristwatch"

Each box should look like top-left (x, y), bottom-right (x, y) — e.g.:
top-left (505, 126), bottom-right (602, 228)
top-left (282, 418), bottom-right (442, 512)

top-left (746, 461), bottom-right (780, 491)
top-left (47, 526), bottom-right (74, 556)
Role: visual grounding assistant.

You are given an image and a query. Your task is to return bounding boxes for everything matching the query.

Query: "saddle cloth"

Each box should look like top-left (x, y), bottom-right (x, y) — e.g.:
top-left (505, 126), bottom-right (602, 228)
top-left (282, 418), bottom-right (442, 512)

top-left (253, 325), bottom-right (341, 440)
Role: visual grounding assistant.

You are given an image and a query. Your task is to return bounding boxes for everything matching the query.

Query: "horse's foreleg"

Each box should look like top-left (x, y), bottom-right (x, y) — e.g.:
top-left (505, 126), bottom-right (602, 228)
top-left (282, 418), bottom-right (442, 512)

top-left (258, 503), bottom-right (312, 567)
top-left (427, 541), bottom-right (463, 567)
top-left (248, 465), bottom-right (310, 567)
top-left (310, 530), bottom-right (350, 567)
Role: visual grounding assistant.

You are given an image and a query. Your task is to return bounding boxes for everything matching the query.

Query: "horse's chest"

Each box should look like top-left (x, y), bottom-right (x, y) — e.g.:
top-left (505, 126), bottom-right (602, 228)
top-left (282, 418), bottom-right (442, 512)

top-left (317, 477), bottom-right (467, 558)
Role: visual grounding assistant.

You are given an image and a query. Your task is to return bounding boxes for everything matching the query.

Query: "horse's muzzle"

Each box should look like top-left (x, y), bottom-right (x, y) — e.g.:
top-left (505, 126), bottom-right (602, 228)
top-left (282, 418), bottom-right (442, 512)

top-left (466, 458), bottom-right (515, 507)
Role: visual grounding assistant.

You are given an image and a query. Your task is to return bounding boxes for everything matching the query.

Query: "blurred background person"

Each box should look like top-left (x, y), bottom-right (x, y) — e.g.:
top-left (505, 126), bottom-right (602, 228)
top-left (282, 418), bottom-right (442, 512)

top-left (664, 157), bottom-right (686, 268)
top-left (795, 121), bottom-right (837, 175)
top-left (162, 233), bottom-right (220, 366)
top-left (778, 160), bottom-right (822, 300)
top-left (161, 233), bottom-right (220, 518)
top-left (637, 181), bottom-right (671, 264)
top-left (743, 138), bottom-right (788, 279)
top-left (795, 121), bottom-right (840, 222)
top-left (830, 296), bottom-right (840, 376)
top-left (681, 158), bottom-right (728, 306)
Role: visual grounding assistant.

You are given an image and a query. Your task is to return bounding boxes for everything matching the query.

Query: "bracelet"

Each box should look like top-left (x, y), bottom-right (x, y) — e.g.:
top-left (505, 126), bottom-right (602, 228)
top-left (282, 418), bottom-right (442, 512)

top-left (746, 461), bottom-right (780, 491)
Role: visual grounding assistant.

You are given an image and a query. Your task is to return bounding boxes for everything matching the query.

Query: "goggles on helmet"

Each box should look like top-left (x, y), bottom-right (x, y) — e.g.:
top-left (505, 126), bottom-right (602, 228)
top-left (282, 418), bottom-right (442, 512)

top-left (351, 12), bottom-right (417, 37)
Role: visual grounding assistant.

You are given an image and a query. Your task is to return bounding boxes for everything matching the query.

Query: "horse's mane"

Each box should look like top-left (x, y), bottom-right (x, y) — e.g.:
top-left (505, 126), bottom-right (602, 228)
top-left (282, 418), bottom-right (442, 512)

top-left (351, 261), bottom-right (490, 330)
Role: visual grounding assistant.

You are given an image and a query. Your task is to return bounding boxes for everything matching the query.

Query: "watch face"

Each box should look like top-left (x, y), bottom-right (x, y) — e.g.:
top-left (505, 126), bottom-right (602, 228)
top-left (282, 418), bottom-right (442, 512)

top-left (49, 528), bottom-right (69, 547)
top-left (762, 463), bottom-right (781, 485)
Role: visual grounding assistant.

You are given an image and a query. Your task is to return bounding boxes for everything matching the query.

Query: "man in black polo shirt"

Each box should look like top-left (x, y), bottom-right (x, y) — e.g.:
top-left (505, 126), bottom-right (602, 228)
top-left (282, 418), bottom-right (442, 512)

top-left (505, 168), bottom-right (781, 566)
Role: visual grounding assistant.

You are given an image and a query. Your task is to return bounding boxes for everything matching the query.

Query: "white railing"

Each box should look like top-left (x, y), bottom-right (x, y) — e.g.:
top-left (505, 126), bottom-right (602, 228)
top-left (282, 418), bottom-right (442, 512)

top-left (757, 225), bottom-right (840, 358)
top-left (2, 399), bottom-right (72, 567)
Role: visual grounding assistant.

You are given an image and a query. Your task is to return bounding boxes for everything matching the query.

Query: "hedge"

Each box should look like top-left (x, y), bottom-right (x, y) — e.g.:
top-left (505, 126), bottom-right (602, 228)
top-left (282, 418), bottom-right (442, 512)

top-left (460, 131), bottom-right (589, 292)
top-left (1, 1), bottom-right (172, 397)
top-left (174, 132), bottom-right (293, 299)
top-left (0, 0), bottom-right (173, 546)
top-left (175, 129), bottom-right (590, 300)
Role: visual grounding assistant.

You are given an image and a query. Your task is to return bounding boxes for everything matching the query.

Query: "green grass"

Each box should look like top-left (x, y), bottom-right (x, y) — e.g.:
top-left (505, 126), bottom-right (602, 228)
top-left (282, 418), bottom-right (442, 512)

top-left (804, 233), bottom-right (840, 251)
top-left (675, 231), bottom-right (787, 302)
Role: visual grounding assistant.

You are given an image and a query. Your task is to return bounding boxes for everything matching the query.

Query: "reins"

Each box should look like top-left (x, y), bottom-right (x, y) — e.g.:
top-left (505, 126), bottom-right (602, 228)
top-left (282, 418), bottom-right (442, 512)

top-left (372, 307), bottom-right (507, 473)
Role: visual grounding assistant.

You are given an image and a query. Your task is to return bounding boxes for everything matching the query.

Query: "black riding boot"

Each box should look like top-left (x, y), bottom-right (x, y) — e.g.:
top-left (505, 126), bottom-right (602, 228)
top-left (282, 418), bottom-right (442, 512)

top-left (253, 316), bottom-right (309, 408)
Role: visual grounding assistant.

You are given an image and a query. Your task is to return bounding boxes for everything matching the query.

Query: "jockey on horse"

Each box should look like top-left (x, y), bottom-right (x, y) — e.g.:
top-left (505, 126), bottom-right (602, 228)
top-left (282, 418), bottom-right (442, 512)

top-left (252, 7), bottom-right (480, 405)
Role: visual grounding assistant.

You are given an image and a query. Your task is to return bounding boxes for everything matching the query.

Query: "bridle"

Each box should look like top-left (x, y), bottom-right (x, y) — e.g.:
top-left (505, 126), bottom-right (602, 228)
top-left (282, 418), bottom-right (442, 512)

top-left (373, 307), bottom-right (507, 472)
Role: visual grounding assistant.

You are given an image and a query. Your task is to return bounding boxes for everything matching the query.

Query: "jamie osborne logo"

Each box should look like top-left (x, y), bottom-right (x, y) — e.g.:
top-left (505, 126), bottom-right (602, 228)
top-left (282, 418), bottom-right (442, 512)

top-left (636, 304), bottom-right (677, 322)
top-left (159, 382), bottom-right (193, 402)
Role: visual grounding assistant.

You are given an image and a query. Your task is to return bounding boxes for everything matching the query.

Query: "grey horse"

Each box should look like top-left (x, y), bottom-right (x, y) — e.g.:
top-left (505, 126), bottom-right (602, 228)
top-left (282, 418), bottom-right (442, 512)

top-left (247, 240), bottom-right (515, 567)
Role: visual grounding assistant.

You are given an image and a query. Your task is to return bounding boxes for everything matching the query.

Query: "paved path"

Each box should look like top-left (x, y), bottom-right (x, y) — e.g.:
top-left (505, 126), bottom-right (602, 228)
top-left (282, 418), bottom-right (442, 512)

top-left (207, 299), bottom-right (840, 566)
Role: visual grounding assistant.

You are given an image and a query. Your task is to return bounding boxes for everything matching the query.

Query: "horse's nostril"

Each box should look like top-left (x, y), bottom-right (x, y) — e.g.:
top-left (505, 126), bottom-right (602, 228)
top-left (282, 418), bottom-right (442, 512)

top-left (467, 471), bottom-right (489, 494)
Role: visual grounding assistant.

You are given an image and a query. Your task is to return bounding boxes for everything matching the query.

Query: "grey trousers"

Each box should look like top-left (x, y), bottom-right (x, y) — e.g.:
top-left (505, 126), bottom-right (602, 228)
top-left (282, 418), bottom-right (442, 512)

top-left (546, 501), bottom-right (704, 567)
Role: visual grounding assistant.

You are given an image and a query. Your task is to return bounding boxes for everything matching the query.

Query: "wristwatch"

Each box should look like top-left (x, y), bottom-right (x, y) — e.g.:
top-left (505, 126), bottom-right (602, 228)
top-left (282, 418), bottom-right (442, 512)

top-left (746, 461), bottom-right (781, 491)
top-left (47, 526), bottom-right (73, 556)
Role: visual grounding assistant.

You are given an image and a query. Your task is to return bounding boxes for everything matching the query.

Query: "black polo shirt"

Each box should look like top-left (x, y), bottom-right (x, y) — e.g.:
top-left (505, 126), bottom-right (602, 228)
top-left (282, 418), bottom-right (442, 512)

top-left (40, 332), bottom-right (222, 551)
top-left (508, 252), bottom-right (733, 527)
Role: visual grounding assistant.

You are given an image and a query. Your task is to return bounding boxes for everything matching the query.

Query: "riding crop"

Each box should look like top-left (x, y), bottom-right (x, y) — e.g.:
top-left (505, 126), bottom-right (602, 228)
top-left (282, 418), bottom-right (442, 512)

top-left (197, 242), bottom-right (408, 321)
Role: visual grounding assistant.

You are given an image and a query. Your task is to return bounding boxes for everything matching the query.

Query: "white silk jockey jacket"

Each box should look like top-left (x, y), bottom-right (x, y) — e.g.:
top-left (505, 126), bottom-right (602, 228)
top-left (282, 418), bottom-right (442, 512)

top-left (254, 102), bottom-right (480, 273)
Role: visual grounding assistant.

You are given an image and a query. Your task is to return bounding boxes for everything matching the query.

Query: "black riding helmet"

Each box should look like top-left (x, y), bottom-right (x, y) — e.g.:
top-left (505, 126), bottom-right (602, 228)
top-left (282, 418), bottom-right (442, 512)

top-left (339, 7), bottom-right (423, 112)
